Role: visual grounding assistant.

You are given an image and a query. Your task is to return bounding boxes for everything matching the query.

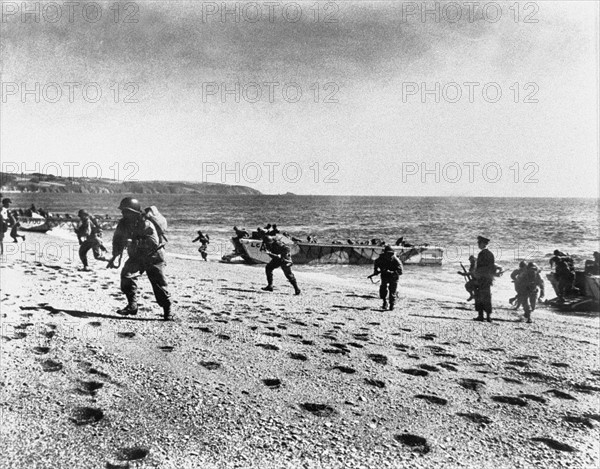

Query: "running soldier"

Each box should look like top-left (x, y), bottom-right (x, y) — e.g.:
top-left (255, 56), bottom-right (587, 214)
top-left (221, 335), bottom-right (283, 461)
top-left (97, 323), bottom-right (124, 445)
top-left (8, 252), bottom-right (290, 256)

top-left (107, 197), bottom-right (172, 320)
top-left (515, 262), bottom-right (545, 323)
top-left (75, 209), bottom-right (108, 270)
top-left (372, 245), bottom-right (403, 311)
top-left (192, 230), bottom-right (210, 261)
top-left (261, 236), bottom-right (301, 295)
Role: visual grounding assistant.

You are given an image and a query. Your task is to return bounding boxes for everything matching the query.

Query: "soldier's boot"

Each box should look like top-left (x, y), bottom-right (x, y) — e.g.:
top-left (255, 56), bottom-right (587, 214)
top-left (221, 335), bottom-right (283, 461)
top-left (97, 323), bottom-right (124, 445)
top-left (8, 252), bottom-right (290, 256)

top-left (382, 300), bottom-right (388, 310)
top-left (163, 304), bottom-right (172, 321)
top-left (261, 285), bottom-right (274, 292)
top-left (117, 303), bottom-right (138, 316)
top-left (389, 300), bottom-right (395, 311)
top-left (524, 310), bottom-right (531, 324)
top-left (473, 311), bottom-right (484, 321)
top-left (486, 311), bottom-right (492, 322)
top-left (290, 279), bottom-right (301, 295)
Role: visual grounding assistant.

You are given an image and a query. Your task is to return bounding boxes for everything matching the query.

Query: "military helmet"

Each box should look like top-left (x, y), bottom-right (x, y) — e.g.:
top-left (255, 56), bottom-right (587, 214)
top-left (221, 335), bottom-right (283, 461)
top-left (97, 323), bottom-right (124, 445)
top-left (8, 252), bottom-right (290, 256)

top-left (118, 197), bottom-right (141, 213)
top-left (384, 245), bottom-right (394, 253)
top-left (2, 198), bottom-right (12, 205)
top-left (263, 235), bottom-right (275, 244)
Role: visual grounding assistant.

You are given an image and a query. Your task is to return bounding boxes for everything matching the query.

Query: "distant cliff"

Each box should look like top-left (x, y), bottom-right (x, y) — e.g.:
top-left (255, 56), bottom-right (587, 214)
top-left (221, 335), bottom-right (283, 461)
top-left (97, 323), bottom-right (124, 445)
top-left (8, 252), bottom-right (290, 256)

top-left (0, 172), bottom-right (262, 195)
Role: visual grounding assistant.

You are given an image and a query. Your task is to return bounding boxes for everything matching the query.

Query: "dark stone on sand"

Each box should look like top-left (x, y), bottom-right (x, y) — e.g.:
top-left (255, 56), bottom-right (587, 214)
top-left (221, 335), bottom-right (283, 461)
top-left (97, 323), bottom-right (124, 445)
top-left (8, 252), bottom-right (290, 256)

top-left (114, 447), bottom-right (150, 461)
top-left (256, 343), bottom-right (279, 351)
top-left (491, 395), bottom-right (528, 407)
top-left (368, 354), bottom-right (388, 365)
top-left (333, 365), bottom-right (356, 374)
top-left (550, 362), bottom-right (569, 368)
top-left (347, 342), bottom-right (364, 349)
top-left (419, 364), bottom-right (439, 372)
top-left (563, 415), bottom-right (594, 428)
top-left (519, 394), bottom-right (547, 404)
top-left (365, 378), bottom-right (385, 388)
top-left (545, 389), bottom-right (577, 400)
top-left (201, 361), bottom-right (221, 370)
top-left (262, 378), bottom-right (281, 388)
top-left (117, 332), bottom-right (135, 339)
top-left (301, 340), bottom-right (314, 346)
top-left (457, 412), bottom-right (492, 425)
top-left (573, 383), bottom-right (600, 394)
top-left (401, 368), bottom-right (429, 377)
top-left (300, 403), bottom-right (335, 417)
top-left (502, 377), bottom-right (524, 384)
top-left (506, 361), bottom-right (528, 367)
top-left (323, 348), bottom-right (347, 355)
top-left (289, 352), bottom-right (308, 361)
top-left (415, 394), bottom-right (447, 405)
top-left (438, 362), bottom-right (458, 372)
top-left (32, 346), bottom-right (50, 355)
top-left (77, 380), bottom-right (104, 395)
top-left (158, 345), bottom-right (175, 352)
top-left (531, 437), bottom-right (577, 452)
top-left (70, 406), bottom-right (104, 425)
top-left (458, 378), bottom-right (485, 391)
top-left (263, 332), bottom-right (282, 337)
top-left (394, 434), bottom-right (431, 454)
top-left (41, 359), bottom-right (63, 372)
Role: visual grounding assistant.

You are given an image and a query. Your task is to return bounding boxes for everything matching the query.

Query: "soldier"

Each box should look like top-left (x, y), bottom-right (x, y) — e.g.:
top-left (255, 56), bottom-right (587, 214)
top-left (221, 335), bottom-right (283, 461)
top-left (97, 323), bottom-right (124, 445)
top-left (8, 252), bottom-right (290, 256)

top-left (0, 198), bottom-right (11, 255)
top-left (75, 209), bottom-right (108, 270)
top-left (516, 262), bottom-right (544, 323)
top-left (107, 197), bottom-right (172, 320)
top-left (372, 245), bottom-right (403, 311)
top-left (473, 235), bottom-right (495, 322)
top-left (261, 235), bottom-right (301, 295)
top-left (509, 261), bottom-right (528, 309)
top-left (192, 230), bottom-right (210, 261)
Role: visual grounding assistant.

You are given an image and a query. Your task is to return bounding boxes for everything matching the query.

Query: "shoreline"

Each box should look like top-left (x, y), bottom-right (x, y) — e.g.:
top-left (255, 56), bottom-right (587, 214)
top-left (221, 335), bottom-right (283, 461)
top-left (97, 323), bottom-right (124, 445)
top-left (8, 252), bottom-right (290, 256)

top-left (1, 233), bottom-right (599, 468)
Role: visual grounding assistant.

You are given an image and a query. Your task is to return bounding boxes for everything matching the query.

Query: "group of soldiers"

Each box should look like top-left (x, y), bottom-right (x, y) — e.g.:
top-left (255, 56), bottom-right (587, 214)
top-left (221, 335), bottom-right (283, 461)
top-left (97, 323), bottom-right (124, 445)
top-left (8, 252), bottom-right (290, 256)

top-left (5, 196), bottom-right (595, 325)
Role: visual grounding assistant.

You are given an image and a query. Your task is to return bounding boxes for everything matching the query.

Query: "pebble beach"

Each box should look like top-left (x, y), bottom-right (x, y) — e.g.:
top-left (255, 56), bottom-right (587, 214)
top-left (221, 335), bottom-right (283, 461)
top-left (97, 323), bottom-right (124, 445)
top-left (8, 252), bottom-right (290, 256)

top-left (1, 231), bottom-right (599, 469)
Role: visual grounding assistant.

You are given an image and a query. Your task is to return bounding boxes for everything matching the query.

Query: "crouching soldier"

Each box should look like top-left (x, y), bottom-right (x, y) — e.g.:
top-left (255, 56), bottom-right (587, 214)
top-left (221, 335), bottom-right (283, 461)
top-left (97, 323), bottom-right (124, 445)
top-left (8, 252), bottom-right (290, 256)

top-left (107, 197), bottom-right (172, 320)
top-left (372, 245), bottom-right (403, 311)
top-left (261, 235), bottom-right (301, 295)
top-left (516, 262), bottom-right (544, 323)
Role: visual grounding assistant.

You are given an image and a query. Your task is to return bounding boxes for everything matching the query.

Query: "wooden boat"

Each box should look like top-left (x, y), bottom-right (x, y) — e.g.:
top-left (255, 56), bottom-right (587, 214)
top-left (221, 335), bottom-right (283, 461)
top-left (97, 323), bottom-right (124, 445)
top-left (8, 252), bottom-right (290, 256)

top-left (224, 236), bottom-right (444, 266)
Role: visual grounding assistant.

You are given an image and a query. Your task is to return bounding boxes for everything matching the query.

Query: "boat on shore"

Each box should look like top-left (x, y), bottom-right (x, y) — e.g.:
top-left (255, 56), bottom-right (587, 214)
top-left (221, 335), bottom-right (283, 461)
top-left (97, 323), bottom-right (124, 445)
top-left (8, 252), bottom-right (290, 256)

top-left (545, 271), bottom-right (600, 311)
top-left (223, 237), bottom-right (444, 266)
top-left (17, 215), bottom-right (118, 234)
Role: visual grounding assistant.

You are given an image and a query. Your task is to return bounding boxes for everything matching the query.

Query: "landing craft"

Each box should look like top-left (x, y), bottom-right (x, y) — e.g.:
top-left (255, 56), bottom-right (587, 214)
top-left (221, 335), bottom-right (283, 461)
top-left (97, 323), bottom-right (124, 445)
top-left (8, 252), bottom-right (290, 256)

top-left (223, 236), bottom-right (444, 266)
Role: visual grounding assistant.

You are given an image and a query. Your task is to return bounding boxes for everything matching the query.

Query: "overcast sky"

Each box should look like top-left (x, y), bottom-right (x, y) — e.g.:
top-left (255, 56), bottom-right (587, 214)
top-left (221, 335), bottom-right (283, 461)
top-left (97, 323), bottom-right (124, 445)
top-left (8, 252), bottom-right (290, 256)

top-left (1, 1), bottom-right (598, 196)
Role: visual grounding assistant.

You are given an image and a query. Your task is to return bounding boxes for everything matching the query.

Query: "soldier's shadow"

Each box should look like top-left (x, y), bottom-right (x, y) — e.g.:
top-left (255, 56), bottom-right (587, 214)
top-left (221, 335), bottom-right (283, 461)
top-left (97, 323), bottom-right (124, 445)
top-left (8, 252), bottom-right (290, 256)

top-left (32, 304), bottom-right (162, 322)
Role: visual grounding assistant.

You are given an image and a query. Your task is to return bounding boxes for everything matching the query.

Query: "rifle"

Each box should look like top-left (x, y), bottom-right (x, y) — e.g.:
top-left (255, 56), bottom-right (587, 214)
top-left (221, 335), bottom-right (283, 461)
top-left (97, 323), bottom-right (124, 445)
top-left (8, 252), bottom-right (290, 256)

top-left (459, 262), bottom-right (473, 281)
top-left (367, 272), bottom-right (380, 284)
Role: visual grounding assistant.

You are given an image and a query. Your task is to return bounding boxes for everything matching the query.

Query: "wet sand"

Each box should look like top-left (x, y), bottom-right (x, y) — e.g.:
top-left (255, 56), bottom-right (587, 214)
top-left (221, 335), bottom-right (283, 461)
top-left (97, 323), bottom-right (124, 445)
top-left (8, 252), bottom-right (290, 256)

top-left (1, 232), bottom-right (599, 468)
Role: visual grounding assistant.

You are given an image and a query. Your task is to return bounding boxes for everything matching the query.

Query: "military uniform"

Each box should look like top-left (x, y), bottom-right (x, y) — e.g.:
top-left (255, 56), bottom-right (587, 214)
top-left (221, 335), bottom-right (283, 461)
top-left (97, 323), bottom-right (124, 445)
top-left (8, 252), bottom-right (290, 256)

top-left (112, 216), bottom-right (171, 315)
top-left (373, 250), bottom-right (403, 310)
top-left (474, 237), bottom-right (495, 321)
top-left (515, 265), bottom-right (544, 323)
top-left (263, 238), bottom-right (300, 294)
top-left (77, 216), bottom-right (107, 268)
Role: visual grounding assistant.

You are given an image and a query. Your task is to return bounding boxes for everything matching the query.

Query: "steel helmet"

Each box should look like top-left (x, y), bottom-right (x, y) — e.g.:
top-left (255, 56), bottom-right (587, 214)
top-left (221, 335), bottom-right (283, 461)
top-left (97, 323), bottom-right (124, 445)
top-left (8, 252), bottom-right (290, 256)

top-left (263, 235), bottom-right (275, 244)
top-left (384, 245), bottom-right (394, 252)
top-left (118, 197), bottom-right (141, 213)
top-left (78, 209), bottom-right (89, 218)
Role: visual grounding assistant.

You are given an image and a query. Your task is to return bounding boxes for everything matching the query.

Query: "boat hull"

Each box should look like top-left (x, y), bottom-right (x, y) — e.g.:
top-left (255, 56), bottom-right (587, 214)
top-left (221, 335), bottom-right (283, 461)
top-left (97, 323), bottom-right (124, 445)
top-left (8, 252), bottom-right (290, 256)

top-left (235, 238), bottom-right (443, 266)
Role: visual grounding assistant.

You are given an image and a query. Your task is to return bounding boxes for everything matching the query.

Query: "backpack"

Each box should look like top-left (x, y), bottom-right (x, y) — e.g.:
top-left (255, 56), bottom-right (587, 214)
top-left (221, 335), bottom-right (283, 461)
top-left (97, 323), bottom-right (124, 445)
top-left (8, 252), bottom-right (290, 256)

top-left (144, 206), bottom-right (168, 245)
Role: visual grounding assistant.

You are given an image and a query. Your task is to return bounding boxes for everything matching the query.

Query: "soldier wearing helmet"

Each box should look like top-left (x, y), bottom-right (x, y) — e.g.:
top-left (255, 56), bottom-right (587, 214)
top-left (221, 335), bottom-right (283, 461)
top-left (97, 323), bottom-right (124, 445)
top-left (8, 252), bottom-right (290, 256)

top-left (515, 262), bottom-right (545, 323)
top-left (0, 198), bottom-right (13, 255)
top-left (372, 245), bottom-right (403, 311)
top-left (260, 235), bottom-right (301, 295)
top-left (107, 197), bottom-right (172, 320)
top-left (75, 209), bottom-right (108, 270)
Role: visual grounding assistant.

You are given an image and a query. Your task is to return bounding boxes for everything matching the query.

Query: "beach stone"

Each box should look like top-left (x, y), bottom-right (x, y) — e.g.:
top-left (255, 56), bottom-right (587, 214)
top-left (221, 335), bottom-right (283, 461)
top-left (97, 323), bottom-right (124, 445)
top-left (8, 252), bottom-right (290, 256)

top-left (299, 403), bottom-right (336, 417)
top-left (394, 434), bottom-right (431, 454)
top-left (70, 406), bottom-right (104, 425)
